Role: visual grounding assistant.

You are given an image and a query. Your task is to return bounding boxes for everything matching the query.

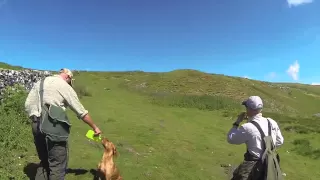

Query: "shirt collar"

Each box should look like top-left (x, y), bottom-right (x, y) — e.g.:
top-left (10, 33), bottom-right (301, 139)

top-left (53, 74), bottom-right (63, 79)
top-left (247, 113), bottom-right (262, 122)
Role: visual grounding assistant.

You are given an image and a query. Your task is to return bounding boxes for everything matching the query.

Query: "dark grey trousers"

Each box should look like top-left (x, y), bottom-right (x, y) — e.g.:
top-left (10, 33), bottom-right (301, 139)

top-left (231, 152), bottom-right (281, 180)
top-left (31, 118), bottom-right (69, 180)
top-left (231, 160), bottom-right (258, 180)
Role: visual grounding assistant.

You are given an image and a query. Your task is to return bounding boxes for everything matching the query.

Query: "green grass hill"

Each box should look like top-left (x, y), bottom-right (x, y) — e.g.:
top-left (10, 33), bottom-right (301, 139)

top-left (0, 63), bottom-right (319, 179)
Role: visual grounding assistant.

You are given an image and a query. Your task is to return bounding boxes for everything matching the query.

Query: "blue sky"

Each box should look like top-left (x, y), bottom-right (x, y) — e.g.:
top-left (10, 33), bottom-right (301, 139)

top-left (0, 0), bottom-right (319, 84)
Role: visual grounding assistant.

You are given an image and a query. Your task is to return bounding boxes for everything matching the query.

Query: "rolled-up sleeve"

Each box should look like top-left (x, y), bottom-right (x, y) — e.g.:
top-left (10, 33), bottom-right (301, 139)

top-left (24, 81), bottom-right (41, 117)
top-left (275, 125), bottom-right (284, 147)
top-left (227, 126), bottom-right (248, 145)
top-left (58, 83), bottom-right (88, 119)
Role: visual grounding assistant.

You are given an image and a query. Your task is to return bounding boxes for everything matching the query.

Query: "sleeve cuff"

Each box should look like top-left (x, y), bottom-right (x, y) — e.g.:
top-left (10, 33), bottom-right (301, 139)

top-left (78, 111), bottom-right (89, 119)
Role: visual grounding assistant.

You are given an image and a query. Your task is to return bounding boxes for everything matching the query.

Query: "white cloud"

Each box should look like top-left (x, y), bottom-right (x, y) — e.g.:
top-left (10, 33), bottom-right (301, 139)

top-left (286, 60), bottom-right (300, 81)
top-left (311, 82), bottom-right (320, 85)
top-left (287, 0), bottom-right (313, 7)
top-left (243, 75), bottom-right (250, 79)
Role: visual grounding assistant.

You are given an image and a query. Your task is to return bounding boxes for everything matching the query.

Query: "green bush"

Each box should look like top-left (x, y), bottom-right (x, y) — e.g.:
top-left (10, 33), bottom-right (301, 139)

top-left (292, 139), bottom-right (320, 159)
top-left (0, 85), bottom-right (32, 179)
top-left (73, 84), bottom-right (92, 98)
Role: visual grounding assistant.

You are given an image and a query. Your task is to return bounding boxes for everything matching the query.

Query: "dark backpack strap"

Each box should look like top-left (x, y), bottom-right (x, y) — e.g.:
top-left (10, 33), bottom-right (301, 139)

top-left (251, 121), bottom-right (266, 138)
top-left (250, 119), bottom-right (271, 150)
top-left (267, 119), bottom-right (271, 137)
top-left (35, 78), bottom-right (46, 133)
top-left (39, 77), bottom-right (49, 112)
top-left (39, 78), bottom-right (44, 106)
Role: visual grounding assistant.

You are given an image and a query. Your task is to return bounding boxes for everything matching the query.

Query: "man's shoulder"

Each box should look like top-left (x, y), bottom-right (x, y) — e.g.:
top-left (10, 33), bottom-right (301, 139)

top-left (264, 117), bottom-right (279, 126)
top-left (240, 122), bottom-right (256, 131)
top-left (45, 75), bottom-right (61, 81)
top-left (262, 116), bottom-right (282, 132)
top-left (46, 75), bottom-right (70, 87)
top-left (241, 117), bottom-right (277, 129)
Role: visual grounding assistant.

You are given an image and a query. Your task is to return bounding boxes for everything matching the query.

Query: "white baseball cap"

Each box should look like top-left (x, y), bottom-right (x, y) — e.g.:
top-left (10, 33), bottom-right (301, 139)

top-left (59, 68), bottom-right (73, 78)
top-left (242, 96), bottom-right (263, 110)
top-left (59, 68), bottom-right (74, 86)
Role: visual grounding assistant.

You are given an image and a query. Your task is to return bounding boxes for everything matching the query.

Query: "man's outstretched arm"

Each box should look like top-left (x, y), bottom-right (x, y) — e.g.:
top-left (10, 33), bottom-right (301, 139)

top-left (59, 83), bottom-right (101, 135)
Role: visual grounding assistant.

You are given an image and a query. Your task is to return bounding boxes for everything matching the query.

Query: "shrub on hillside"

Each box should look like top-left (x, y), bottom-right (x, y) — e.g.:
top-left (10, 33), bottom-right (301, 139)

top-left (292, 139), bottom-right (320, 159)
top-left (0, 85), bottom-right (32, 179)
top-left (73, 84), bottom-right (92, 98)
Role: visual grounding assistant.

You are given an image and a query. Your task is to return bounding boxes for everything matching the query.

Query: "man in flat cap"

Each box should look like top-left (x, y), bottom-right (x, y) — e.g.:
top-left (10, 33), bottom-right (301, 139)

top-left (25, 68), bottom-right (102, 179)
top-left (227, 96), bottom-right (284, 179)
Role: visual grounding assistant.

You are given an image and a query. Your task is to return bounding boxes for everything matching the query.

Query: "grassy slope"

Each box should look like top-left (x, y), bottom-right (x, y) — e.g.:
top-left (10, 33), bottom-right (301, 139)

top-left (120, 69), bottom-right (320, 115)
top-left (64, 70), bottom-right (319, 179)
top-left (2, 66), bottom-right (319, 179)
top-left (0, 62), bottom-right (24, 70)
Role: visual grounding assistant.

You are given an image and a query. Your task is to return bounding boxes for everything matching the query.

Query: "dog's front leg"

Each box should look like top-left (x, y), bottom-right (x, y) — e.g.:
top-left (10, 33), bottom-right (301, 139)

top-left (94, 164), bottom-right (106, 180)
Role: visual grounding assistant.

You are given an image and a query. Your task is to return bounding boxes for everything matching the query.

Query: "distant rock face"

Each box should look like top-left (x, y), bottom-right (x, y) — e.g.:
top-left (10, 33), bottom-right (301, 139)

top-left (0, 68), bottom-right (52, 100)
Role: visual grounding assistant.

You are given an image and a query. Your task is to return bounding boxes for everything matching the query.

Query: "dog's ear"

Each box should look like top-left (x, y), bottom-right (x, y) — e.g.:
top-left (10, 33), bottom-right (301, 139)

top-left (113, 146), bottom-right (119, 157)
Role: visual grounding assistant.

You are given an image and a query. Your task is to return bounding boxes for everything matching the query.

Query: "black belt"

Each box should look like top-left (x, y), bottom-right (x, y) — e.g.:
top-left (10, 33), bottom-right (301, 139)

top-left (30, 115), bottom-right (40, 123)
top-left (244, 150), bottom-right (260, 161)
top-left (244, 150), bottom-right (280, 163)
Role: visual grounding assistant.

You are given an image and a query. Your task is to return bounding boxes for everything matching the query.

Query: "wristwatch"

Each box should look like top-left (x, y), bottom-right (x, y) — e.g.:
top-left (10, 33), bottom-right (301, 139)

top-left (233, 122), bottom-right (239, 127)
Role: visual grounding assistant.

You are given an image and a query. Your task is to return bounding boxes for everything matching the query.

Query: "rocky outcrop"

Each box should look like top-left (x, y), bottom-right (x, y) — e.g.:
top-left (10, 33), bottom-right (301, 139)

top-left (0, 68), bottom-right (52, 99)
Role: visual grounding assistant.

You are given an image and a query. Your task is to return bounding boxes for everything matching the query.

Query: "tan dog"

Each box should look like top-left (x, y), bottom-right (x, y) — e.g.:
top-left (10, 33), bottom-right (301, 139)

top-left (96, 137), bottom-right (122, 180)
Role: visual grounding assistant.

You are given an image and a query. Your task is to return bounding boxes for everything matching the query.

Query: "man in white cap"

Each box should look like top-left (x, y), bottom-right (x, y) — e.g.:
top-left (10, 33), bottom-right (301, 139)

top-left (227, 96), bottom-right (284, 179)
top-left (25, 68), bottom-right (102, 180)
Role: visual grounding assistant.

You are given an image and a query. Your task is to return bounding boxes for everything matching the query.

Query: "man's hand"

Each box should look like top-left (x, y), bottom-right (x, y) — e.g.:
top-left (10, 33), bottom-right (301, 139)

top-left (93, 127), bottom-right (102, 136)
top-left (232, 112), bottom-right (247, 128)
top-left (236, 112), bottom-right (247, 124)
top-left (82, 114), bottom-right (102, 136)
